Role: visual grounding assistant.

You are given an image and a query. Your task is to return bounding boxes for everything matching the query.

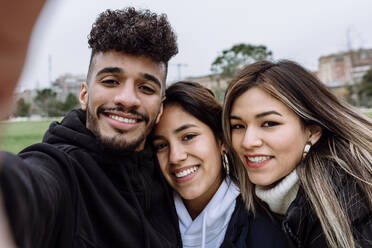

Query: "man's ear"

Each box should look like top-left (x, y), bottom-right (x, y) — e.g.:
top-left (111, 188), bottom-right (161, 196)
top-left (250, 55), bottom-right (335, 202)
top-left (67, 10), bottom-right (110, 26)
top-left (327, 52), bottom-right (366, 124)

top-left (79, 82), bottom-right (88, 110)
top-left (155, 103), bottom-right (164, 124)
top-left (306, 124), bottom-right (322, 145)
top-left (155, 97), bottom-right (166, 124)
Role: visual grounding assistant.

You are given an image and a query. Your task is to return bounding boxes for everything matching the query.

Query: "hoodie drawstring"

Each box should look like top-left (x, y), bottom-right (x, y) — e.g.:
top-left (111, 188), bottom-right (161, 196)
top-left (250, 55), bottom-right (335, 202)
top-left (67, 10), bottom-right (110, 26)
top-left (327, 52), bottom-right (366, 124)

top-left (201, 211), bottom-right (207, 248)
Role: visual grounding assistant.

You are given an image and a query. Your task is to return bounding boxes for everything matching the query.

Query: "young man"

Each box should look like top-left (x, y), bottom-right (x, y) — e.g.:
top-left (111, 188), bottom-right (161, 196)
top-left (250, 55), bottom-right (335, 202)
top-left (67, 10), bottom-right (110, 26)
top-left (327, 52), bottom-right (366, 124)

top-left (0, 7), bottom-right (181, 248)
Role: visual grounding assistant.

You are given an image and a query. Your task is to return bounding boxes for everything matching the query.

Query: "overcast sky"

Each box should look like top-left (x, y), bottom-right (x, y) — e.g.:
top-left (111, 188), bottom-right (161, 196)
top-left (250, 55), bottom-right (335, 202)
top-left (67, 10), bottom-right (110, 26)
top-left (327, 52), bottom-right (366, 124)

top-left (18, 0), bottom-right (372, 90)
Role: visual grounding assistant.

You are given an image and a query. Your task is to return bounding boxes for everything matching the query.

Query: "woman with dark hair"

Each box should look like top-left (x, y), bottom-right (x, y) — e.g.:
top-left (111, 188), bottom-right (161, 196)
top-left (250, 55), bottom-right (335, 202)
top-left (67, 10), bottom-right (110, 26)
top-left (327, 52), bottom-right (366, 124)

top-left (152, 81), bottom-right (287, 248)
top-left (222, 60), bottom-right (372, 248)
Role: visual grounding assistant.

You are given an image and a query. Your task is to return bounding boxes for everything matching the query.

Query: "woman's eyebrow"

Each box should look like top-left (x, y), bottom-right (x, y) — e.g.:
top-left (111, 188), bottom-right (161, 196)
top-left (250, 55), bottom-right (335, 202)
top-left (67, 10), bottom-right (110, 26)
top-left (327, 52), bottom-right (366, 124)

top-left (174, 124), bottom-right (197, 134)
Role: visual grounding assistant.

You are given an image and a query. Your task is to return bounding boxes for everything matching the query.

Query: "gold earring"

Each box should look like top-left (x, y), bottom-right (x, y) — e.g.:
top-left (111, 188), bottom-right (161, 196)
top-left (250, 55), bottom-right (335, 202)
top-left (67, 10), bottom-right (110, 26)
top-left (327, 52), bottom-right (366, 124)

top-left (302, 141), bottom-right (312, 159)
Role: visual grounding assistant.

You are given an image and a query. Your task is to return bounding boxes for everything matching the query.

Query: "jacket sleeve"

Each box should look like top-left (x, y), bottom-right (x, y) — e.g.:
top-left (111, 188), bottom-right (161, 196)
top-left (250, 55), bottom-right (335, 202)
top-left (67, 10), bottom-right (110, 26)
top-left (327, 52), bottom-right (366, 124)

top-left (354, 217), bottom-right (372, 247)
top-left (340, 173), bottom-right (372, 247)
top-left (352, 200), bottom-right (372, 247)
top-left (0, 147), bottom-right (74, 248)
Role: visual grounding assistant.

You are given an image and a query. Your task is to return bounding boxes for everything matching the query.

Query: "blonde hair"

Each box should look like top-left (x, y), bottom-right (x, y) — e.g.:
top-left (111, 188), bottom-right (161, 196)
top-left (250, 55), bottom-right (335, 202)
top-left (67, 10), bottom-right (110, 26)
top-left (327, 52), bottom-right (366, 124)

top-left (222, 60), bottom-right (372, 248)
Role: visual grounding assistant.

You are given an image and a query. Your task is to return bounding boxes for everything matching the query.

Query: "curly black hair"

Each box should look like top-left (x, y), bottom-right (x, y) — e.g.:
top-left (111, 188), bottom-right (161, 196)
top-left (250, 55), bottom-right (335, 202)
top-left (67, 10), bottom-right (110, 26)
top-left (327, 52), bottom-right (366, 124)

top-left (88, 7), bottom-right (178, 63)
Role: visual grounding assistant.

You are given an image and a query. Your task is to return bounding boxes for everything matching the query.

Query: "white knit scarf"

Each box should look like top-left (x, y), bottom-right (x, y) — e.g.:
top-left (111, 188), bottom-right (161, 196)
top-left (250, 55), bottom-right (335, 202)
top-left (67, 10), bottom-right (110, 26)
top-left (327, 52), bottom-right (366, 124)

top-left (255, 169), bottom-right (300, 215)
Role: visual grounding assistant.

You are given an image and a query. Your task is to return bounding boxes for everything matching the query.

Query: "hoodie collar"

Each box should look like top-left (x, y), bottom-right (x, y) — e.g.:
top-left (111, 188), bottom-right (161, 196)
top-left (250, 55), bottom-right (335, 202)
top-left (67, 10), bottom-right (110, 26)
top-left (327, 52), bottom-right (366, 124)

top-left (175, 177), bottom-right (239, 248)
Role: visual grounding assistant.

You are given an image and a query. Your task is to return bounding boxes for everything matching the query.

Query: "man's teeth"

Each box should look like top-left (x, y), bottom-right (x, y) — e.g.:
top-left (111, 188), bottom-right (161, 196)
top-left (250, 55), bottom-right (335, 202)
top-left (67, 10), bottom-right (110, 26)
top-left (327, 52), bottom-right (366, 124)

top-left (110, 115), bottom-right (137, 123)
top-left (246, 156), bottom-right (271, 163)
top-left (175, 166), bottom-right (198, 178)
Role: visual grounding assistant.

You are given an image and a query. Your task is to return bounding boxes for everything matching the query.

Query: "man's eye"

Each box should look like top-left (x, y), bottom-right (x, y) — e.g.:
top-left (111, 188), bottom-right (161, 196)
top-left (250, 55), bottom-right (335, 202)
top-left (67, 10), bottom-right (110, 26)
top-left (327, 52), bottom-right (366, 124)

top-left (139, 85), bottom-right (156, 94)
top-left (262, 121), bottom-right (279, 127)
top-left (101, 80), bottom-right (119, 86)
top-left (154, 142), bottom-right (168, 151)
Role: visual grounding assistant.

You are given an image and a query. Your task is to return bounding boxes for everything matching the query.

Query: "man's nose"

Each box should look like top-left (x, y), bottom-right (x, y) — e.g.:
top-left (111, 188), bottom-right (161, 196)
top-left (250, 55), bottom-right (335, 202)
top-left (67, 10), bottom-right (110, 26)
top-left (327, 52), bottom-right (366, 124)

top-left (113, 81), bottom-right (141, 108)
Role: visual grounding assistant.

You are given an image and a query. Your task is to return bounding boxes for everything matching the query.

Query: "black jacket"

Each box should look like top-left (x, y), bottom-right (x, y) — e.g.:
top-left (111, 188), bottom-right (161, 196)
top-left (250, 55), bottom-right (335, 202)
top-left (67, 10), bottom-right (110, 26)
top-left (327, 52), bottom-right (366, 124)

top-left (221, 196), bottom-right (288, 248)
top-left (282, 176), bottom-right (372, 247)
top-left (0, 109), bottom-right (182, 248)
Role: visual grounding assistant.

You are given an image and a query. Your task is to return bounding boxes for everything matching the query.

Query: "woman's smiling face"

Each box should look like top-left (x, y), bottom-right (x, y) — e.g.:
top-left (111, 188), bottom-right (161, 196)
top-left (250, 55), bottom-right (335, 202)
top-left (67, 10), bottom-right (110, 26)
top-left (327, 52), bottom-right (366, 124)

top-left (152, 104), bottom-right (223, 204)
top-left (230, 87), bottom-right (316, 187)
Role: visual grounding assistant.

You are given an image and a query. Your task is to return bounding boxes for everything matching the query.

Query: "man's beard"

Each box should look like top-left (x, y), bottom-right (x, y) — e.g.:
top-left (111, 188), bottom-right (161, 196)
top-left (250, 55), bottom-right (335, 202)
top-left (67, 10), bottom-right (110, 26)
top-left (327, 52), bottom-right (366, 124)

top-left (96, 131), bottom-right (146, 151)
top-left (86, 104), bottom-right (158, 151)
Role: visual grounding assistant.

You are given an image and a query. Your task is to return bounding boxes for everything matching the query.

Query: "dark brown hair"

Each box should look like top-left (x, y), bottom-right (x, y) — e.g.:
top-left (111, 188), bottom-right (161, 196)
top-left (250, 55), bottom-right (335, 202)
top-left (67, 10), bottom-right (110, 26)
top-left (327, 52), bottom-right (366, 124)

top-left (164, 81), bottom-right (222, 140)
top-left (87, 7), bottom-right (178, 78)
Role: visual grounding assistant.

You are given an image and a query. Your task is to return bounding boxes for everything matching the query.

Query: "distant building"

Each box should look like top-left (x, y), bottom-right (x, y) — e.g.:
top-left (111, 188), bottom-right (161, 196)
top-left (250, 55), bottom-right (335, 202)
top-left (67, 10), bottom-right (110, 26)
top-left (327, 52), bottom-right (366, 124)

top-left (181, 74), bottom-right (228, 90)
top-left (318, 48), bottom-right (372, 88)
top-left (13, 73), bottom-right (85, 116)
top-left (351, 49), bottom-right (372, 83)
top-left (16, 89), bottom-right (37, 104)
top-left (14, 89), bottom-right (39, 115)
top-left (52, 73), bottom-right (86, 101)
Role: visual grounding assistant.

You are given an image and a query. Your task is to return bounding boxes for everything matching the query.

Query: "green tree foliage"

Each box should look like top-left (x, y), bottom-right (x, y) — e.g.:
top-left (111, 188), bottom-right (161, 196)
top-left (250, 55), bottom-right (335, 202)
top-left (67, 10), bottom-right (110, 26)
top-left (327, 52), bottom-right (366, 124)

top-left (358, 68), bottom-right (372, 107)
top-left (34, 88), bottom-right (63, 117)
top-left (34, 88), bottom-right (56, 116)
top-left (63, 93), bottom-right (80, 112)
top-left (211, 43), bottom-right (273, 81)
top-left (210, 43), bottom-right (273, 102)
top-left (48, 100), bottom-right (65, 117)
top-left (15, 98), bottom-right (31, 117)
top-left (34, 89), bottom-right (81, 117)
top-left (359, 68), bottom-right (372, 96)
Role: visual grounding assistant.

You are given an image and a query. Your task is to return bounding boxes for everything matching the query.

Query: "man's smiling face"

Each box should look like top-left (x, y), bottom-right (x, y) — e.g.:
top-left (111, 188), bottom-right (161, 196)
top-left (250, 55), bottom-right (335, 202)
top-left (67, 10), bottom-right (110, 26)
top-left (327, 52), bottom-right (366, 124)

top-left (80, 50), bottom-right (166, 151)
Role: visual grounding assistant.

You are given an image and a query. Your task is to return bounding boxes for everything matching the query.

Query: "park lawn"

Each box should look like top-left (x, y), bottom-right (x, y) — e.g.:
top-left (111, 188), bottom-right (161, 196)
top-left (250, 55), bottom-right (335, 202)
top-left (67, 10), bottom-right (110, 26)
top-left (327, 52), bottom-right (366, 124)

top-left (0, 120), bottom-right (57, 154)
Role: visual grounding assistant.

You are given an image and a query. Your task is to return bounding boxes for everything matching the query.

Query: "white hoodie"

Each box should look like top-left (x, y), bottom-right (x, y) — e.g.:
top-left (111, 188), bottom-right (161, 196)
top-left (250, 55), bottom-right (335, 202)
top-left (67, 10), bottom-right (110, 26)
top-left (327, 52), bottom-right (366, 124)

top-left (174, 177), bottom-right (240, 248)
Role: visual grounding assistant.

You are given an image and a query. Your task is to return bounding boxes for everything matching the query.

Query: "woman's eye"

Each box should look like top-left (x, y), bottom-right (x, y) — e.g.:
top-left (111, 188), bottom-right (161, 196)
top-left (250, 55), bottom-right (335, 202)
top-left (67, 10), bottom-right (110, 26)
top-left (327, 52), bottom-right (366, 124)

top-left (139, 85), bottom-right (156, 94)
top-left (154, 143), bottom-right (168, 151)
top-left (182, 134), bottom-right (197, 141)
top-left (231, 124), bottom-right (244, 130)
top-left (262, 121), bottom-right (279, 127)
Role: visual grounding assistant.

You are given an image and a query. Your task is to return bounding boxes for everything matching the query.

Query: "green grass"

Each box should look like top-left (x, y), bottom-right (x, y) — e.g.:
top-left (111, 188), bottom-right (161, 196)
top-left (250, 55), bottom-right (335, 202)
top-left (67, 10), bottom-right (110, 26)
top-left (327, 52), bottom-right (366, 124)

top-left (0, 120), bottom-right (57, 154)
top-left (361, 109), bottom-right (372, 119)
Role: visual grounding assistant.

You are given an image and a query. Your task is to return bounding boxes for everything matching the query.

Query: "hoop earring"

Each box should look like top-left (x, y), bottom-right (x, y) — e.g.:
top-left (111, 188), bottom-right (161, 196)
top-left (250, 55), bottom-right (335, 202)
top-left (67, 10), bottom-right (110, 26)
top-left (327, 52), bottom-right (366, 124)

top-left (302, 141), bottom-right (312, 159)
top-left (222, 152), bottom-right (230, 175)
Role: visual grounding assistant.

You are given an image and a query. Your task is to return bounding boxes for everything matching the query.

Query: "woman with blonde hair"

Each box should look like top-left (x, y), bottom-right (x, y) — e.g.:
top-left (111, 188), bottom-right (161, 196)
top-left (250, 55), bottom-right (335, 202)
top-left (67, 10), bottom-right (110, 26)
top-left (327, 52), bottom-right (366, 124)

top-left (222, 60), bottom-right (372, 247)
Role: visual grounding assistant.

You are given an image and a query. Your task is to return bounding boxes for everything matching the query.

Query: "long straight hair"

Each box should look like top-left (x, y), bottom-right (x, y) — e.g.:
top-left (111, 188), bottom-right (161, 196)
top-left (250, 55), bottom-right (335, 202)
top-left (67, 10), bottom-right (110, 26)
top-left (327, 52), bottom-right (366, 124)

top-left (222, 60), bottom-right (372, 248)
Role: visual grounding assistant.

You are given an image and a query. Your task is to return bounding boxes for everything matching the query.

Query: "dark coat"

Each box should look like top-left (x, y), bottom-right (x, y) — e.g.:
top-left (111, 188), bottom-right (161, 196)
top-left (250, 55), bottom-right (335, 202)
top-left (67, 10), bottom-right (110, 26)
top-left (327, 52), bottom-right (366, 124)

top-left (282, 176), bottom-right (372, 248)
top-left (221, 196), bottom-right (288, 248)
top-left (0, 109), bottom-right (182, 248)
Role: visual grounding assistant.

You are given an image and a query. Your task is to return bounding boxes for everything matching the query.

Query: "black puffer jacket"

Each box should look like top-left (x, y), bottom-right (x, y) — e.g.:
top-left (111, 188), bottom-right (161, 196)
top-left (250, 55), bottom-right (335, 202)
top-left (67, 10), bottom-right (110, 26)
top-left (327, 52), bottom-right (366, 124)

top-left (221, 196), bottom-right (288, 248)
top-left (282, 175), bottom-right (372, 247)
top-left (0, 109), bottom-right (182, 248)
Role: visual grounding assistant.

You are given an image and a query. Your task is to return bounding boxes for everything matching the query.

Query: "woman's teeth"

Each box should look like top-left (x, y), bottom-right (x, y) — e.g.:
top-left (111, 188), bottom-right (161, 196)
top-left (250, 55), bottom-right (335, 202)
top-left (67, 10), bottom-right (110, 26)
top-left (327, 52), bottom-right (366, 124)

top-left (175, 166), bottom-right (198, 178)
top-left (246, 156), bottom-right (271, 163)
